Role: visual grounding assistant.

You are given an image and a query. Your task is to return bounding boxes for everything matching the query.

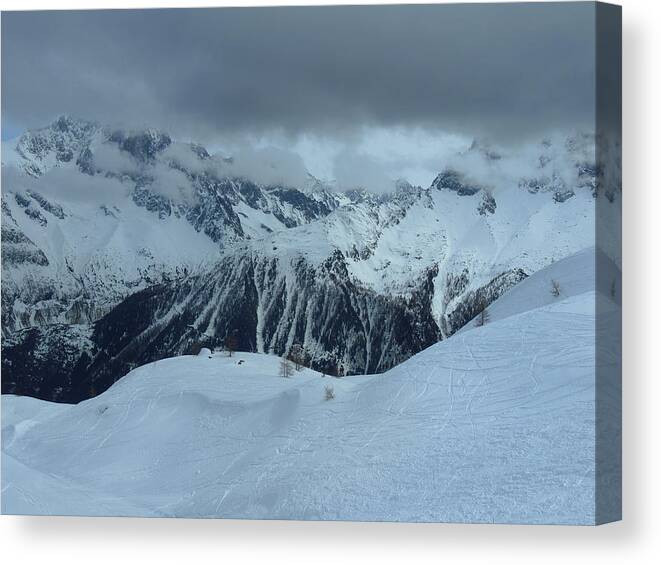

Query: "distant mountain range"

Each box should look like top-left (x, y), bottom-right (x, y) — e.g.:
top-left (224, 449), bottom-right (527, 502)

top-left (1, 116), bottom-right (619, 402)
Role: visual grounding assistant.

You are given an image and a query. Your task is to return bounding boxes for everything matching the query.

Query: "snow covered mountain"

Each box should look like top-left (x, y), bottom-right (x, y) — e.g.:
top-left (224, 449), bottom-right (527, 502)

top-left (1, 117), bottom-right (620, 402)
top-left (1, 116), bottom-right (345, 334)
top-left (1, 247), bottom-right (622, 523)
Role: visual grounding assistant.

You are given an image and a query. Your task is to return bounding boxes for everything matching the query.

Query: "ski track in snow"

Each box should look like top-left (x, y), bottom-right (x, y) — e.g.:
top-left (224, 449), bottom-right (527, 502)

top-left (1, 248), bottom-right (620, 523)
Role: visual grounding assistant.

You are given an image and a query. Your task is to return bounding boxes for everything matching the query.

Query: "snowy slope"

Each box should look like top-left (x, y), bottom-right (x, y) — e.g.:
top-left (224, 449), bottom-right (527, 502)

top-left (457, 245), bottom-right (620, 329)
top-left (1, 247), bottom-right (619, 523)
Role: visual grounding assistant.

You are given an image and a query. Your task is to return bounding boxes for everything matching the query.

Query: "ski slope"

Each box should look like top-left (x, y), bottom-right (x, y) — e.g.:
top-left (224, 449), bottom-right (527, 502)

top-left (1, 247), bottom-right (618, 523)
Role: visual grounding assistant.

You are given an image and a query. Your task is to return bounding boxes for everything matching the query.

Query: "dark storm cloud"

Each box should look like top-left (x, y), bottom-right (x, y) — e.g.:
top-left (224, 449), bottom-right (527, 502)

top-left (1, 3), bottom-right (596, 143)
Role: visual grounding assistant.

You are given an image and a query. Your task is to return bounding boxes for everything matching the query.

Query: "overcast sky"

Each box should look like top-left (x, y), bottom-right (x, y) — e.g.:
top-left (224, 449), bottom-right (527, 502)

top-left (2, 3), bottom-right (597, 189)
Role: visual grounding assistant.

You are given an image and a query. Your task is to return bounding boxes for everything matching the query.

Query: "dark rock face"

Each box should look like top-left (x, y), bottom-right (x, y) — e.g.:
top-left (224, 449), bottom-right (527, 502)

top-left (184, 177), bottom-right (245, 242)
top-left (132, 184), bottom-right (180, 220)
top-left (1, 201), bottom-right (50, 271)
top-left (13, 191), bottom-right (65, 226)
top-left (108, 129), bottom-right (172, 163)
top-left (431, 169), bottom-right (482, 196)
top-left (518, 174), bottom-right (567, 195)
top-left (1, 227), bottom-right (49, 267)
top-left (26, 191), bottom-right (66, 219)
top-left (553, 190), bottom-right (575, 203)
top-left (519, 177), bottom-right (544, 194)
top-left (23, 207), bottom-right (48, 226)
top-left (268, 187), bottom-right (335, 223)
top-left (190, 144), bottom-right (210, 160)
top-left (14, 193), bottom-right (31, 208)
top-left (478, 192), bottom-right (497, 215)
top-left (128, 174), bottom-right (343, 246)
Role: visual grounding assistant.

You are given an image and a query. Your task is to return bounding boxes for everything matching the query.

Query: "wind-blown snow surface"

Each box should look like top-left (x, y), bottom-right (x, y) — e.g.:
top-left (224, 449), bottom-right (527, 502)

top-left (1, 248), bottom-right (618, 523)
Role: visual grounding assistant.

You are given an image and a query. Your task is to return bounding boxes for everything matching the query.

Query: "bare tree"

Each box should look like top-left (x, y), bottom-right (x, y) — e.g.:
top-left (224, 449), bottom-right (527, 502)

top-left (279, 357), bottom-right (293, 378)
top-left (474, 307), bottom-right (490, 327)
top-left (324, 385), bottom-right (335, 401)
top-left (224, 333), bottom-right (238, 357)
top-left (550, 279), bottom-right (561, 297)
top-left (289, 343), bottom-right (305, 371)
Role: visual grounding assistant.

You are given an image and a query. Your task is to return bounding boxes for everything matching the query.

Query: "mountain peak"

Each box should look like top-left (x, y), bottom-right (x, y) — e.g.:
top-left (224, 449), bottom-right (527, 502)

top-left (430, 168), bottom-right (482, 196)
top-left (12, 116), bottom-right (101, 176)
top-left (49, 114), bottom-right (98, 135)
top-left (108, 128), bottom-right (172, 163)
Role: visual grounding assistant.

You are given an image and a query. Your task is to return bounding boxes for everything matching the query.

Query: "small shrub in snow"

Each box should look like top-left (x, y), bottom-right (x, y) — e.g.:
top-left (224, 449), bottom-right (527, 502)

top-left (550, 279), bottom-right (561, 297)
top-left (289, 343), bottom-right (305, 370)
top-left (324, 385), bottom-right (335, 401)
top-left (279, 357), bottom-right (293, 378)
top-left (224, 333), bottom-right (238, 357)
